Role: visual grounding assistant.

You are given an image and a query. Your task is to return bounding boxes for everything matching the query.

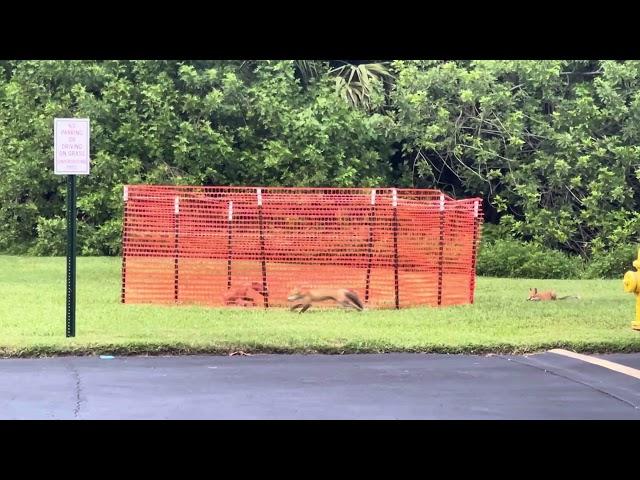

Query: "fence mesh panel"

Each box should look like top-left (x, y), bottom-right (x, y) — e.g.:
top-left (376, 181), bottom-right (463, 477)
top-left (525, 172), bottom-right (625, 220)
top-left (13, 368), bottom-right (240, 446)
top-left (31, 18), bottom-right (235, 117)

top-left (121, 186), bottom-right (483, 309)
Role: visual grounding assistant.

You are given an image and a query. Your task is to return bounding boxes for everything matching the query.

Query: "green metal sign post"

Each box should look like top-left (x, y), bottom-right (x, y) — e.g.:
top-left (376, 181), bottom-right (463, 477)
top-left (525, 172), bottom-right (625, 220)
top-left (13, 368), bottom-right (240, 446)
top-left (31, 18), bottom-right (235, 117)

top-left (55, 118), bottom-right (90, 338)
top-left (66, 175), bottom-right (77, 337)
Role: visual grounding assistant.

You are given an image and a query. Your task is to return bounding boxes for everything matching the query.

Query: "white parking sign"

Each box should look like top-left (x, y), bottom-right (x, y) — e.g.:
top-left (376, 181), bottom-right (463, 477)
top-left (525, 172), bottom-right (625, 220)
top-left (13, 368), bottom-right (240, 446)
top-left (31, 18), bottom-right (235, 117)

top-left (54, 118), bottom-right (90, 175)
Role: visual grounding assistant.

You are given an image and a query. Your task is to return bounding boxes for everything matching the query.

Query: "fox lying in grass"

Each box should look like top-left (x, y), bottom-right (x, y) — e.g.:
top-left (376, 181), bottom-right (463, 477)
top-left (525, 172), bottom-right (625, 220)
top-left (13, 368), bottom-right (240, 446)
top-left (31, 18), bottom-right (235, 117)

top-left (527, 288), bottom-right (580, 301)
top-left (287, 287), bottom-right (364, 313)
top-left (223, 281), bottom-right (265, 307)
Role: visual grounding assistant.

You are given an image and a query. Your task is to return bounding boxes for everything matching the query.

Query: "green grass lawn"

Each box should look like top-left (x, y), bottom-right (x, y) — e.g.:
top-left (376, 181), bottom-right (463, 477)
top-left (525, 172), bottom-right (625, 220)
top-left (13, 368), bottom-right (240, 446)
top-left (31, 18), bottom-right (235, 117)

top-left (1, 256), bottom-right (639, 357)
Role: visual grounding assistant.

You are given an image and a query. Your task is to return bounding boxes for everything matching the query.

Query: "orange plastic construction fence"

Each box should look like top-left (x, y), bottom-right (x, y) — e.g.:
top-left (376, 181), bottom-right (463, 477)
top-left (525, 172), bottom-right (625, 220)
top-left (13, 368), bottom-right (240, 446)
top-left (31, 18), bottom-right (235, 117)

top-left (121, 186), bottom-right (483, 309)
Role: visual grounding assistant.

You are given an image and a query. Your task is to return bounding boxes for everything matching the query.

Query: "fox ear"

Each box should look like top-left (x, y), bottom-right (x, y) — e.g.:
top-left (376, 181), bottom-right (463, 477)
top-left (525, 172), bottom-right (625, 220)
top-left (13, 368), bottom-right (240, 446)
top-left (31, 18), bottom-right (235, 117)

top-left (534, 288), bottom-right (537, 294)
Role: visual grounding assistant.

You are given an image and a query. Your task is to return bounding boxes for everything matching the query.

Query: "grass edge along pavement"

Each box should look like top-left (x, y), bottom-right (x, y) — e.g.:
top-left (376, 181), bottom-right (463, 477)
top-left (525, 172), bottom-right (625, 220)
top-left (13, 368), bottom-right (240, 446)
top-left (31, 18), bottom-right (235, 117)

top-left (1, 256), bottom-right (639, 357)
top-left (4, 340), bottom-right (640, 359)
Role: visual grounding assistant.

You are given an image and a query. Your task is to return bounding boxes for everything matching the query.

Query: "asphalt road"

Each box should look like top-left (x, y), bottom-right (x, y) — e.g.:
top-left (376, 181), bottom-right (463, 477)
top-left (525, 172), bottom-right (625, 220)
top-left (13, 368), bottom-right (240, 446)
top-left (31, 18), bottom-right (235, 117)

top-left (1, 352), bottom-right (639, 419)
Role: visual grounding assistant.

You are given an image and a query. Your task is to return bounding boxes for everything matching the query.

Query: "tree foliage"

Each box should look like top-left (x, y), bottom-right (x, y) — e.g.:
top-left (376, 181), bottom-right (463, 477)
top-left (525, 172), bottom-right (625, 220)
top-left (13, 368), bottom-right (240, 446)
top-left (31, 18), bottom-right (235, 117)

top-left (391, 60), bottom-right (640, 256)
top-left (0, 60), bottom-right (391, 255)
top-left (1, 59), bottom-right (640, 257)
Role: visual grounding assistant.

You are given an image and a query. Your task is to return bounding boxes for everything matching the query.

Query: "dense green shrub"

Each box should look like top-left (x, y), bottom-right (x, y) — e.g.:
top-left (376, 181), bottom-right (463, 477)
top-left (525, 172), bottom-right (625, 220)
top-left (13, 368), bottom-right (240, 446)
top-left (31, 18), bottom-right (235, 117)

top-left (477, 223), bottom-right (511, 245)
top-left (582, 243), bottom-right (640, 279)
top-left (392, 60), bottom-right (640, 256)
top-left (477, 234), bottom-right (638, 280)
top-left (3, 59), bottom-right (640, 262)
top-left (477, 238), bottom-right (583, 279)
top-left (31, 217), bottom-right (66, 256)
top-left (0, 61), bottom-right (391, 255)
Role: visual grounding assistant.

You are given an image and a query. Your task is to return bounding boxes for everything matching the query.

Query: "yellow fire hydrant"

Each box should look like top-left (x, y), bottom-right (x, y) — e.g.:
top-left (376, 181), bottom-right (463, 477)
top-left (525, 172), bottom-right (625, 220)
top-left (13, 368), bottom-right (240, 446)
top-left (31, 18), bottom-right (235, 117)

top-left (622, 248), bottom-right (640, 331)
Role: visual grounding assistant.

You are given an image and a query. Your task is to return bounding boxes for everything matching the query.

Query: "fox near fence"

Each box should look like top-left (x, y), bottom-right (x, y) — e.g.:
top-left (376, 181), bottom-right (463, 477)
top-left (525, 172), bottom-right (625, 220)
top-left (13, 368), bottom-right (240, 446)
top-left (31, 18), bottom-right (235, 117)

top-left (121, 186), bottom-right (483, 309)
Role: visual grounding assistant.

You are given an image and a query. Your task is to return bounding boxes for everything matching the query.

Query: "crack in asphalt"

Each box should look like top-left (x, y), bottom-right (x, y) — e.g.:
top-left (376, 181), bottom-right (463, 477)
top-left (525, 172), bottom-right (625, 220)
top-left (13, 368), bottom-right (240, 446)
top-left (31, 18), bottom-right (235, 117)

top-left (65, 361), bottom-right (82, 418)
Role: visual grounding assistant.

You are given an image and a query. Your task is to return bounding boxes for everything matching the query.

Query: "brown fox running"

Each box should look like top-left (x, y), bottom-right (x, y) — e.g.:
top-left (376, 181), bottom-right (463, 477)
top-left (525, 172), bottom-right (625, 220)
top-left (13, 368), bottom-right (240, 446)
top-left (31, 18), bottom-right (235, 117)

top-left (527, 288), bottom-right (580, 301)
top-left (223, 281), bottom-right (265, 307)
top-left (287, 287), bottom-right (364, 313)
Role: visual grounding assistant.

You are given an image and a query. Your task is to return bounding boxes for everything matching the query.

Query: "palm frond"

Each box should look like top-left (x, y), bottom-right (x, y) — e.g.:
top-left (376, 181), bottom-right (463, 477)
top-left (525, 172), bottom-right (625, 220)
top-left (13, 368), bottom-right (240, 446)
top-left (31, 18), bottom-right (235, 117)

top-left (294, 60), bottom-right (324, 84)
top-left (328, 62), bottom-right (393, 111)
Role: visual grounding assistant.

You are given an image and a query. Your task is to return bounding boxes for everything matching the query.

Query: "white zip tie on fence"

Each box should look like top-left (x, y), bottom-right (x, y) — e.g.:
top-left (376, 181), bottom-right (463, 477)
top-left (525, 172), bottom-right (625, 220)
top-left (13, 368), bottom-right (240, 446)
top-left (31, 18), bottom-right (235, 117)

top-left (257, 188), bottom-right (262, 206)
top-left (174, 196), bottom-right (180, 214)
top-left (473, 200), bottom-right (479, 218)
top-left (228, 201), bottom-right (233, 221)
top-left (392, 189), bottom-right (397, 208)
top-left (439, 194), bottom-right (445, 212)
top-left (371, 189), bottom-right (376, 206)
top-left (123, 186), bottom-right (128, 202)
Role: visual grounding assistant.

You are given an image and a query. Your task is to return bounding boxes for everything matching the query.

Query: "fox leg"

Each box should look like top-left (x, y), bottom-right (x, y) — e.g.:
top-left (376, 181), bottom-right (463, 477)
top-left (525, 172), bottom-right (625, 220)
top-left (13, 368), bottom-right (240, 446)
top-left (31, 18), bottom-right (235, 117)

top-left (238, 297), bottom-right (256, 307)
top-left (290, 303), bottom-right (304, 312)
top-left (349, 301), bottom-right (363, 311)
top-left (299, 304), bottom-right (312, 313)
top-left (340, 300), bottom-right (361, 311)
